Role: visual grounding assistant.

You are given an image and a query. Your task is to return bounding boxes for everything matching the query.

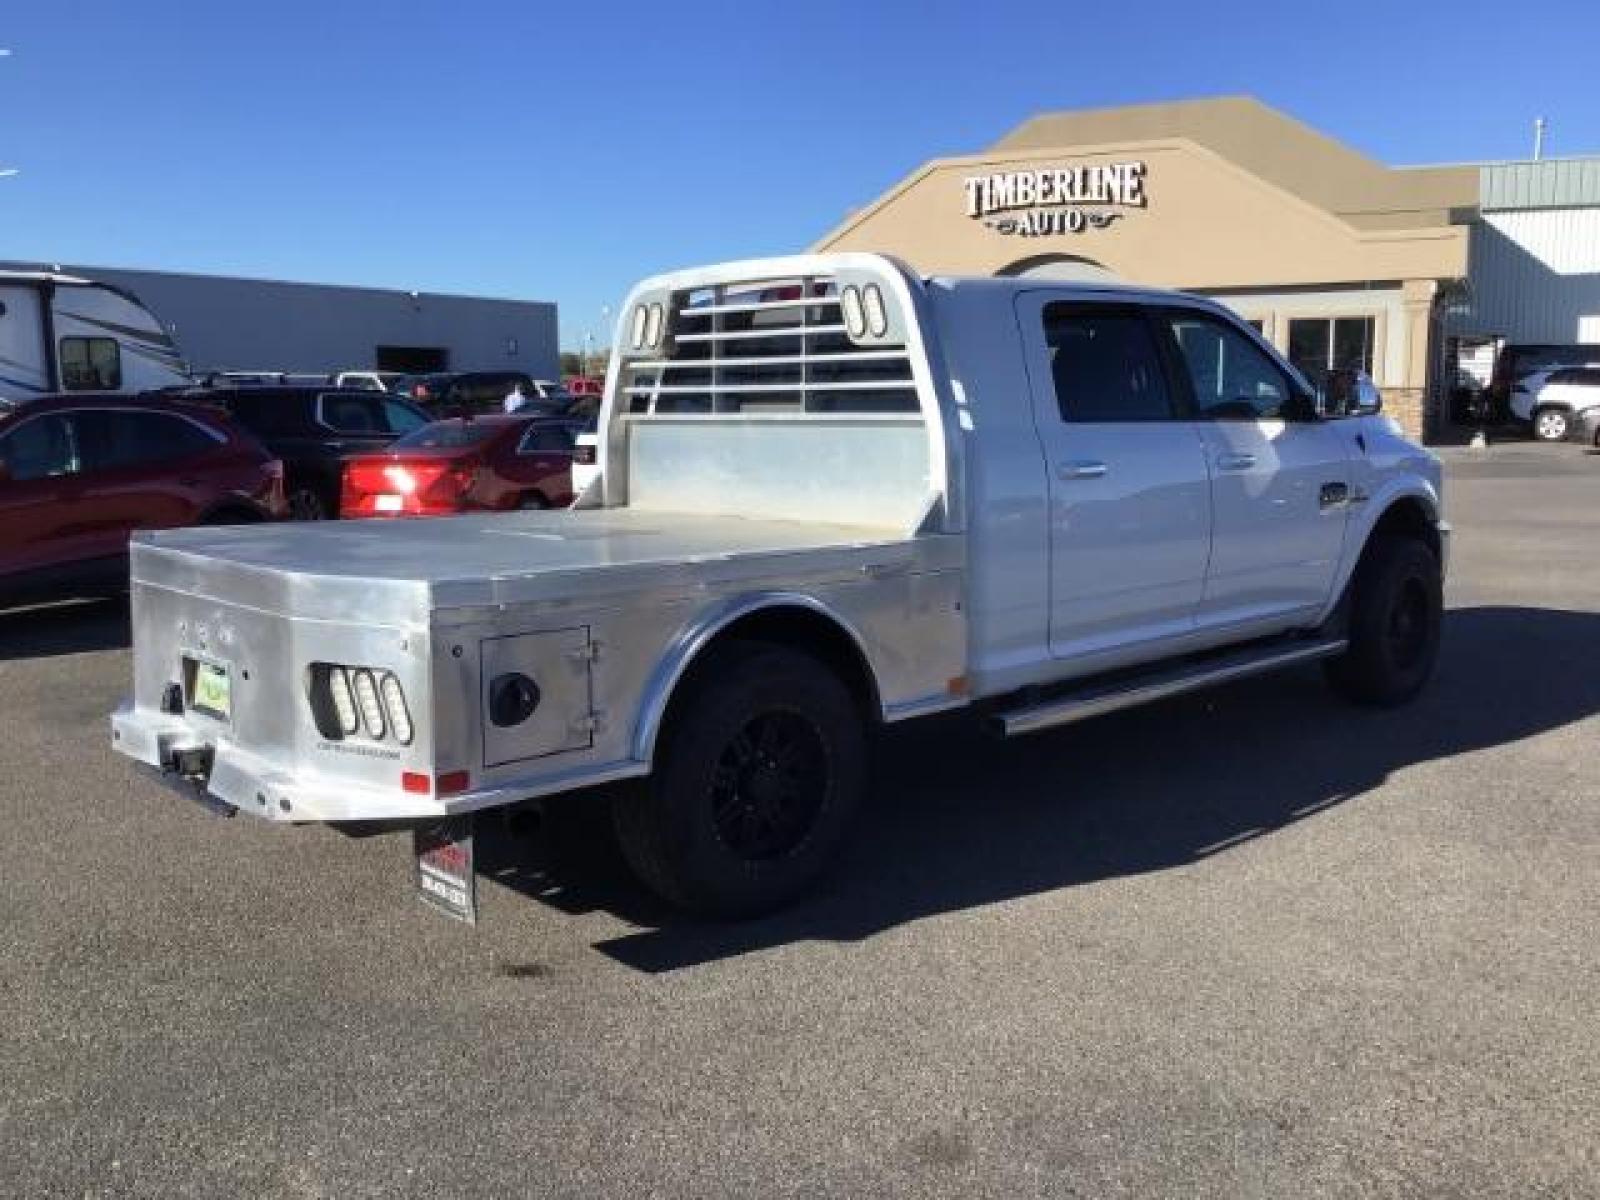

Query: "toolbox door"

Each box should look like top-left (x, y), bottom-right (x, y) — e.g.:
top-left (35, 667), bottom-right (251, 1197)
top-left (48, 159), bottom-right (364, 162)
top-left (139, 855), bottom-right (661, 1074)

top-left (479, 627), bottom-right (593, 767)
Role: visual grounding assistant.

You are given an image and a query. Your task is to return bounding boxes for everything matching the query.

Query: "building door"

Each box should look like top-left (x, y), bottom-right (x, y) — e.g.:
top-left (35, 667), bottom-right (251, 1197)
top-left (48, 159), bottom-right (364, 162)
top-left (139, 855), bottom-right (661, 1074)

top-left (375, 345), bottom-right (448, 373)
top-left (0, 285), bottom-right (50, 397)
top-left (1014, 292), bottom-right (1213, 668)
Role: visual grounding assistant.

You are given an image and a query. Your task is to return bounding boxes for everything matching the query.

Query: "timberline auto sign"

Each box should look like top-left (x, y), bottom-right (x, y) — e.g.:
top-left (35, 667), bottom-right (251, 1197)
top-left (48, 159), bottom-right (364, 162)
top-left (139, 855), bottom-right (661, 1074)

top-left (964, 161), bottom-right (1147, 237)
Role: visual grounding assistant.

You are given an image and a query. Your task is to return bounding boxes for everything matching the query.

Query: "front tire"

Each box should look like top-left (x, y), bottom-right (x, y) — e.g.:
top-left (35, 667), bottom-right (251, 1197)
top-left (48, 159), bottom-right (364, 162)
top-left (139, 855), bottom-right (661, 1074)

top-left (612, 643), bottom-right (866, 917)
top-left (1324, 536), bottom-right (1442, 707)
top-left (1533, 407), bottom-right (1570, 442)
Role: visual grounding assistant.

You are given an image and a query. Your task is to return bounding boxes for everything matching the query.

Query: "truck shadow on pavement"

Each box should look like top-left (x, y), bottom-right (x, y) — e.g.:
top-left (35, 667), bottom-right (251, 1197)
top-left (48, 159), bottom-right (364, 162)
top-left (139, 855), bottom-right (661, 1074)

top-left (0, 596), bottom-right (130, 661)
top-left (479, 603), bottom-right (1600, 971)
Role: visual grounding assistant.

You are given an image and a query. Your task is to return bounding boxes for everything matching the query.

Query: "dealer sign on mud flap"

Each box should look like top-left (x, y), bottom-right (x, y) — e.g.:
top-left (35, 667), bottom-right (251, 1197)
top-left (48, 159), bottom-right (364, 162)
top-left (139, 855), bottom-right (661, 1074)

top-left (414, 818), bottom-right (476, 925)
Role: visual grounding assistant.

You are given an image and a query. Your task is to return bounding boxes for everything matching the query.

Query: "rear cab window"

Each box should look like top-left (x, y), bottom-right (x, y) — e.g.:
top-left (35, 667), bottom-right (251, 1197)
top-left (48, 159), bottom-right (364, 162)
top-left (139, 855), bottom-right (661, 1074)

top-left (1040, 303), bottom-right (1175, 422)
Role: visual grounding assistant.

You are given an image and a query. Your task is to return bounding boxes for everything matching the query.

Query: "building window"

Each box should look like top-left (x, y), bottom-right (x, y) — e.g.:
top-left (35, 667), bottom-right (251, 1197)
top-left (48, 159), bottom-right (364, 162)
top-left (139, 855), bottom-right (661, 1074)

top-left (1287, 317), bottom-right (1375, 383)
top-left (59, 337), bottom-right (123, 391)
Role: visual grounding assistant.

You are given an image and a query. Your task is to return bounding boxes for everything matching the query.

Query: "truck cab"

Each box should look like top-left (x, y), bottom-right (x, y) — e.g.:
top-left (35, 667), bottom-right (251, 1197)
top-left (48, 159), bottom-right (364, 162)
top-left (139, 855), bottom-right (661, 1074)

top-left (111, 253), bottom-right (1445, 920)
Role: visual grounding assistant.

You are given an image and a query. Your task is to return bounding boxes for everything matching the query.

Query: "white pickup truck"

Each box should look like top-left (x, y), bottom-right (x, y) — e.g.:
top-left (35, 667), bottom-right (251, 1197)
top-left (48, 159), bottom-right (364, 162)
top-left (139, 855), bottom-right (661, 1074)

top-left (111, 253), bottom-right (1446, 919)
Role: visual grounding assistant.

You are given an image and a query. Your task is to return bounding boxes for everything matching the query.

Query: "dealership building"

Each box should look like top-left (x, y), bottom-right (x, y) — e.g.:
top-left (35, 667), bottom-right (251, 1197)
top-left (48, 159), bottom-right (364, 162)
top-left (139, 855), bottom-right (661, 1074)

top-left (0, 261), bottom-right (560, 380)
top-left (813, 97), bottom-right (1600, 441)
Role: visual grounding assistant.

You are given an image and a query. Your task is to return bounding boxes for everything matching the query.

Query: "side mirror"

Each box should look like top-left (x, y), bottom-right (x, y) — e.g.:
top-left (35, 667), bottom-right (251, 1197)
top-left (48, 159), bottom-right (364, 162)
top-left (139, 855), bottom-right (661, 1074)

top-left (1353, 375), bottom-right (1383, 416)
top-left (1317, 369), bottom-right (1383, 418)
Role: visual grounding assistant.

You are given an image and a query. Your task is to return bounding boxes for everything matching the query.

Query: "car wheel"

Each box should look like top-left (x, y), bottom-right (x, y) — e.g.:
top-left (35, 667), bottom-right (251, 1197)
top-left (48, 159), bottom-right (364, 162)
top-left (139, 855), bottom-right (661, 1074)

top-left (286, 486), bottom-right (330, 521)
top-left (1533, 407), bottom-right (1570, 442)
top-left (1324, 536), bottom-right (1442, 707)
top-left (517, 492), bottom-right (549, 510)
top-left (611, 642), bottom-right (865, 917)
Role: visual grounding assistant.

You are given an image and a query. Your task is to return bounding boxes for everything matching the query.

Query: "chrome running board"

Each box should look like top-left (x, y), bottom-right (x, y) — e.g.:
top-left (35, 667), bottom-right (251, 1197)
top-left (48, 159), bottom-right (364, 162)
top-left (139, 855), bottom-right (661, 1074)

top-left (991, 638), bottom-right (1348, 738)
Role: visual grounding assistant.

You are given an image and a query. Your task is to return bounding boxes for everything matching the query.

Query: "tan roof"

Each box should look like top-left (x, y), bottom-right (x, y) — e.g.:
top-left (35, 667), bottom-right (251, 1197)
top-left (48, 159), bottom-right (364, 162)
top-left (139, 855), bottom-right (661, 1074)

top-left (992, 96), bottom-right (1478, 230)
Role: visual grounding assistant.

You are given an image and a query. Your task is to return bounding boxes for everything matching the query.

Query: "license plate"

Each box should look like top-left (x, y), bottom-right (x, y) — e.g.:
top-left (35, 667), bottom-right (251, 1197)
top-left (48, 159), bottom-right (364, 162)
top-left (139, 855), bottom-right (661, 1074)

top-left (375, 494), bottom-right (404, 512)
top-left (188, 659), bottom-right (232, 721)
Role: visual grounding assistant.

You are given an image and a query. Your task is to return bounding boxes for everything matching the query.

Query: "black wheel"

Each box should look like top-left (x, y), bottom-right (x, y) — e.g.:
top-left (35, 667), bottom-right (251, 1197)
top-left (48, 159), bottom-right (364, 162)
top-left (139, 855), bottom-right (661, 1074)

top-left (286, 486), bottom-right (330, 521)
top-left (1532, 407), bottom-right (1570, 442)
top-left (1324, 536), bottom-right (1442, 707)
top-left (611, 642), bottom-right (866, 917)
top-left (517, 492), bottom-right (549, 510)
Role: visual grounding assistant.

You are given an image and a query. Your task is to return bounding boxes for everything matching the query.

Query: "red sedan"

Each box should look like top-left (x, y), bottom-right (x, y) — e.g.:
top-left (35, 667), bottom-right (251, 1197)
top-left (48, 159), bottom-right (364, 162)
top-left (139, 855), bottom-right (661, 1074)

top-left (340, 415), bottom-right (581, 518)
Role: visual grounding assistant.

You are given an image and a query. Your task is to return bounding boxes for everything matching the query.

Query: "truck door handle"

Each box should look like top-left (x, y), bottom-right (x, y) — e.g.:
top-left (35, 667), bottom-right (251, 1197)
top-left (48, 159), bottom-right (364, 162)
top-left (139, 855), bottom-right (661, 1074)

top-left (1058, 460), bottom-right (1108, 480)
top-left (1217, 453), bottom-right (1257, 471)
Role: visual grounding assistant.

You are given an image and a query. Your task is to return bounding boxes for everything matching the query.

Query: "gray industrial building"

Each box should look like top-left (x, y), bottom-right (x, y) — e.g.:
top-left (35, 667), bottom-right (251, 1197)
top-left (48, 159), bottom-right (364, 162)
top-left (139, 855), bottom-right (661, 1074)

top-left (2, 261), bottom-right (560, 378)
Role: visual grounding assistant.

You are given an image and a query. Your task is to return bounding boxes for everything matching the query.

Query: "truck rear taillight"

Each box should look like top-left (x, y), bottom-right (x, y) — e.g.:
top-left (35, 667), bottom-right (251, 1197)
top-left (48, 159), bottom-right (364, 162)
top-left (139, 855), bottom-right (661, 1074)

top-left (311, 664), bottom-right (413, 745)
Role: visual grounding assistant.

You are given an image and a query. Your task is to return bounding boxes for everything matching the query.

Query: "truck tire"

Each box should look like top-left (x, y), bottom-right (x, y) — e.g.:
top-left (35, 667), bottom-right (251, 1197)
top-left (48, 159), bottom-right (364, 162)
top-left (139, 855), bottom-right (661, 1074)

top-left (612, 642), bottom-right (865, 917)
top-left (1324, 536), bottom-right (1441, 707)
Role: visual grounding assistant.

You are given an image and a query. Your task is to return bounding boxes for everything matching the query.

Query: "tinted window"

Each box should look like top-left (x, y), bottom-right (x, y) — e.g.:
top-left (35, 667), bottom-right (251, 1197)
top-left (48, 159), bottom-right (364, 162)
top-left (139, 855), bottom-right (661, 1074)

top-left (1548, 368), bottom-right (1600, 387)
top-left (76, 410), bottom-right (219, 472)
top-left (317, 393), bottom-right (426, 435)
top-left (60, 337), bottom-right (122, 390)
top-left (1168, 314), bottom-right (1294, 419)
top-left (225, 391), bottom-right (307, 436)
top-left (448, 374), bottom-right (532, 413)
top-left (0, 413), bottom-right (78, 480)
top-left (1042, 306), bottom-right (1173, 422)
top-left (391, 420), bottom-right (501, 450)
top-left (517, 423), bottom-right (577, 456)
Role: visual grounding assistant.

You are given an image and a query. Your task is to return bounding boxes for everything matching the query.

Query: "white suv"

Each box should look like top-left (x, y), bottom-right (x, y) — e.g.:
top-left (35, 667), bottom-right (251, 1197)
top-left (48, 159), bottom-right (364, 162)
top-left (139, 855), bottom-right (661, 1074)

top-left (1511, 365), bottom-right (1600, 441)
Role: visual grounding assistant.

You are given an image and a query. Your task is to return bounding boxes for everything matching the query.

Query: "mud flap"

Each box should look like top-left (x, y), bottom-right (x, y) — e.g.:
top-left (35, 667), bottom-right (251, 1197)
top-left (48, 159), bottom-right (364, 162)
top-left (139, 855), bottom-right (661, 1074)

top-left (414, 815), bottom-right (477, 925)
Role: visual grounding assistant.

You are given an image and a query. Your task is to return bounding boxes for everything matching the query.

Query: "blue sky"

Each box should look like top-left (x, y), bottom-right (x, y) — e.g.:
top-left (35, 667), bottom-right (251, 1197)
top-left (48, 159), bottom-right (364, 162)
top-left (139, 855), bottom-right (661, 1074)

top-left (3, 1), bottom-right (1597, 351)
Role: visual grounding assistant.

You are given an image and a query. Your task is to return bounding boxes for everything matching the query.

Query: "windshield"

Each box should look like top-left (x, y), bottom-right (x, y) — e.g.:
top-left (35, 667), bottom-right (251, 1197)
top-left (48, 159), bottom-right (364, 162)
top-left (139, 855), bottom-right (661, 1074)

top-left (391, 419), bottom-right (502, 449)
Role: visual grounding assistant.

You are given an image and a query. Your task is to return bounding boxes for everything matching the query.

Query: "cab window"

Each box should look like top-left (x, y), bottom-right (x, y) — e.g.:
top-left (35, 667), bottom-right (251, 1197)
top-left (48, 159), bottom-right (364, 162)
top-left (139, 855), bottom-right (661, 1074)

top-left (59, 337), bottom-right (123, 391)
top-left (1165, 314), bottom-right (1298, 420)
top-left (1042, 304), bottom-right (1174, 422)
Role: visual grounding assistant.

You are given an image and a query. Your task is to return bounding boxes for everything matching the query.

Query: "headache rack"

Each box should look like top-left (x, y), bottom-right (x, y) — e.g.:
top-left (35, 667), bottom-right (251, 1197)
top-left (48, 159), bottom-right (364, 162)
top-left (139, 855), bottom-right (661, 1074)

top-left (621, 274), bottom-right (920, 417)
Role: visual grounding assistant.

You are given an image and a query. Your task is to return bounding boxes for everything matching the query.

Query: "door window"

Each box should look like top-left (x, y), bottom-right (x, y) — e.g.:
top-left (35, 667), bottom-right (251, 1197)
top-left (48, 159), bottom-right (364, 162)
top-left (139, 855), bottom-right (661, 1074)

top-left (0, 414), bottom-right (79, 480)
top-left (76, 410), bottom-right (220, 472)
top-left (59, 337), bottom-right (123, 390)
top-left (1041, 305), bottom-right (1174, 422)
top-left (1167, 314), bottom-right (1297, 419)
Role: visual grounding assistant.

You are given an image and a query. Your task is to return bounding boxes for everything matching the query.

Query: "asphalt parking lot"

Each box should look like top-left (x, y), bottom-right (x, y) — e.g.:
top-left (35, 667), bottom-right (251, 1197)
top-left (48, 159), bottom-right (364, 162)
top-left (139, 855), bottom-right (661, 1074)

top-left (2, 443), bottom-right (1597, 1198)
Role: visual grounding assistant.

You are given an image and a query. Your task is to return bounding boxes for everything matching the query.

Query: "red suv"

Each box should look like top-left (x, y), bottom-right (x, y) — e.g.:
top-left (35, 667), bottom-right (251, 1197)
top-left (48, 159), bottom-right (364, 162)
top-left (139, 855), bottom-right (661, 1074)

top-left (0, 396), bottom-right (286, 600)
top-left (340, 415), bottom-right (579, 517)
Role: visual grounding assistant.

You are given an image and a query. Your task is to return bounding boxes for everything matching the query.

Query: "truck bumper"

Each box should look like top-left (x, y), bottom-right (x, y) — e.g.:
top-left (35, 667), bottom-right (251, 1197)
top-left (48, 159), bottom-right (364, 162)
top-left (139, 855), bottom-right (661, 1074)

top-left (111, 702), bottom-right (647, 824)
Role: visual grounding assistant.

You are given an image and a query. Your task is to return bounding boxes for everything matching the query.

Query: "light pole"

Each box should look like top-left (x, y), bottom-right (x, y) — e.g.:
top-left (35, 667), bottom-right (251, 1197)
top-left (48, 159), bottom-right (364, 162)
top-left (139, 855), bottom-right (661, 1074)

top-left (0, 49), bottom-right (14, 179)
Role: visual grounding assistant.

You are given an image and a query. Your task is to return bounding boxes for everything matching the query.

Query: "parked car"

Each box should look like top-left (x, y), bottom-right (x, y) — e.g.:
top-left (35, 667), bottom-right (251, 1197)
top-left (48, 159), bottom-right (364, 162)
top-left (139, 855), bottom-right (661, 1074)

top-left (173, 385), bottom-right (430, 520)
top-left (340, 415), bottom-right (581, 518)
top-left (1488, 343), bottom-right (1600, 425)
top-left (1569, 401), bottom-right (1600, 449)
top-left (1511, 366), bottom-right (1600, 441)
top-left (113, 252), bottom-right (1446, 921)
top-left (0, 394), bottom-right (285, 600)
top-left (333, 371), bottom-right (408, 393)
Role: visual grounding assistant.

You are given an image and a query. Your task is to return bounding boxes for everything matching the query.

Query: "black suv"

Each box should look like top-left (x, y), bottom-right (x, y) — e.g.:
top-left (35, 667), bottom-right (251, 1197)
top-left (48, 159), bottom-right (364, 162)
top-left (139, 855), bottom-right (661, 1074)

top-left (173, 386), bottom-right (429, 519)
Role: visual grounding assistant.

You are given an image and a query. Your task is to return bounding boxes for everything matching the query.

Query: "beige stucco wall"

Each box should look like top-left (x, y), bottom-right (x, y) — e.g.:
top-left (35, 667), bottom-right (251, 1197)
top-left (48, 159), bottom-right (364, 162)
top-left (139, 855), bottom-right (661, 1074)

top-left (815, 139), bottom-right (1467, 290)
